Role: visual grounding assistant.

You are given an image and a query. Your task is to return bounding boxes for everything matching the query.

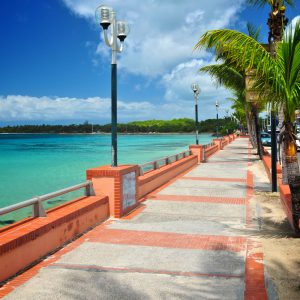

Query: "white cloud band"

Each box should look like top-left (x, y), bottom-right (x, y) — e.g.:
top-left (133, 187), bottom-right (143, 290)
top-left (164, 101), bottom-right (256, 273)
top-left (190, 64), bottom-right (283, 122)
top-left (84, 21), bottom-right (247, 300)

top-left (0, 94), bottom-right (232, 124)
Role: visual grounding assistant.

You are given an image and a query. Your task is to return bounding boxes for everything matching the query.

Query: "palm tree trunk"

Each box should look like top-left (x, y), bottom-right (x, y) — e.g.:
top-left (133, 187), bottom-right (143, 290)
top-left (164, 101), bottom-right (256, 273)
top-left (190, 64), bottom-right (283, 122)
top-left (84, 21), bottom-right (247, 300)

top-left (289, 174), bottom-right (300, 234)
top-left (278, 104), bottom-right (285, 163)
top-left (244, 102), bottom-right (254, 145)
top-left (280, 122), bottom-right (300, 233)
top-left (251, 104), bottom-right (263, 159)
top-left (249, 110), bottom-right (257, 148)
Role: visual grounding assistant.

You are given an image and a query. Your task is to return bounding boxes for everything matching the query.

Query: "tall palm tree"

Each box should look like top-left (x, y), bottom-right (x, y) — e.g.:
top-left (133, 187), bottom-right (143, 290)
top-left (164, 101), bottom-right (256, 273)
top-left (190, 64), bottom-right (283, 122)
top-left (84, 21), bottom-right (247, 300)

top-left (247, 0), bottom-right (294, 174)
top-left (199, 64), bottom-right (256, 147)
top-left (195, 21), bottom-right (300, 231)
top-left (230, 95), bottom-right (249, 130)
top-left (200, 23), bottom-right (265, 157)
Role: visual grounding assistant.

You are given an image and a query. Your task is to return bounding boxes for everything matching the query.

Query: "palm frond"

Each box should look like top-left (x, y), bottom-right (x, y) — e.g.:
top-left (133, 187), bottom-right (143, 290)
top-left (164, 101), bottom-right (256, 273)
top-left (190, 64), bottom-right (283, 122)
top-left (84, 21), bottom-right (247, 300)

top-left (195, 29), bottom-right (273, 74)
top-left (252, 20), bottom-right (300, 121)
top-left (246, 0), bottom-right (294, 8)
top-left (246, 0), bottom-right (273, 7)
top-left (199, 64), bottom-right (245, 93)
top-left (278, 20), bottom-right (300, 119)
top-left (247, 22), bottom-right (261, 42)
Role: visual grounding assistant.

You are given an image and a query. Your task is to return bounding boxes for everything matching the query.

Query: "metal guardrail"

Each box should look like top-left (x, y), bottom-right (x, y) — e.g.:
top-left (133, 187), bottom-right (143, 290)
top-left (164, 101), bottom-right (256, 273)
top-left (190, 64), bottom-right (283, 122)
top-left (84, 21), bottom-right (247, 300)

top-left (202, 142), bottom-right (215, 149)
top-left (0, 181), bottom-right (93, 218)
top-left (202, 141), bottom-right (218, 161)
top-left (139, 150), bottom-right (192, 176)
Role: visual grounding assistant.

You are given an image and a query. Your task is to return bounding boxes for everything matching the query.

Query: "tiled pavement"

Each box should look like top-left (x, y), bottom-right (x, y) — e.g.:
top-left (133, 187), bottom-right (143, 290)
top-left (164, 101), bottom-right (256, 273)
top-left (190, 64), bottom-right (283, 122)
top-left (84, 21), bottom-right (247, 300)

top-left (1, 138), bottom-right (268, 299)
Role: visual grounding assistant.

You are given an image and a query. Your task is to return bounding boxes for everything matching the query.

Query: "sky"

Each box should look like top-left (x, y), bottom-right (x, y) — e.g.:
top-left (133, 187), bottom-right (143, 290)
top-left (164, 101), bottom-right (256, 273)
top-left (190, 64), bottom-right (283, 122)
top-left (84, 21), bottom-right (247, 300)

top-left (0, 0), bottom-right (299, 125)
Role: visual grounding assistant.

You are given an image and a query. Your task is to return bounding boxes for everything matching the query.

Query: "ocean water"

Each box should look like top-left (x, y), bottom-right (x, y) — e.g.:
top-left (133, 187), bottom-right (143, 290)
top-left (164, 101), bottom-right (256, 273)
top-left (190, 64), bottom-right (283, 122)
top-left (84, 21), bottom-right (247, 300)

top-left (0, 133), bottom-right (212, 225)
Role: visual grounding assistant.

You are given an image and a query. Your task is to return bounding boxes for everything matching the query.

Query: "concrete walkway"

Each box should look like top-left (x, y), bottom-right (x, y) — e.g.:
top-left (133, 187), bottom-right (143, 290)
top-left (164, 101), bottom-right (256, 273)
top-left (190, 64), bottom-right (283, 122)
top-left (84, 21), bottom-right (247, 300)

top-left (1, 138), bottom-right (268, 299)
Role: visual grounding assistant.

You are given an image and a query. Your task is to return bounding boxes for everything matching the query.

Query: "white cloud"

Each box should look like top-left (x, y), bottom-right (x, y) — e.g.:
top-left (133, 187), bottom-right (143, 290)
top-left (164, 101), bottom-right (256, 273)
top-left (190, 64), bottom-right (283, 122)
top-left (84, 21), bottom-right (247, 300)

top-left (60, 0), bottom-right (242, 121)
top-left (0, 93), bottom-right (232, 124)
top-left (62, 0), bottom-right (244, 77)
top-left (0, 95), bottom-right (195, 123)
top-left (0, 95), bottom-right (108, 122)
top-left (162, 58), bottom-right (233, 117)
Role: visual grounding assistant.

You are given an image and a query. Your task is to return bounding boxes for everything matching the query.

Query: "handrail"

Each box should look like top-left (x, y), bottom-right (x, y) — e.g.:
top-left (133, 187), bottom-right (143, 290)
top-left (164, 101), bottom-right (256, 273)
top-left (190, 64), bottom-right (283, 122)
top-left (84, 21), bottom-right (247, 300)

top-left (202, 142), bottom-right (216, 149)
top-left (0, 181), bottom-right (93, 218)
top-left (201, 141), bottom-right (217, 161)
top-left (139, 150), bottom-right (192, 176)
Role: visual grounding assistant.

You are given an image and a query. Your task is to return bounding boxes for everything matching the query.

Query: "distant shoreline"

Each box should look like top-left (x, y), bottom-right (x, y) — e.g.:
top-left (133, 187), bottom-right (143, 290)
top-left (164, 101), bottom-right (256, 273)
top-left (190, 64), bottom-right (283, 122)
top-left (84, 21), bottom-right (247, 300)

top-left (0, 132), bottom-right (213, 136)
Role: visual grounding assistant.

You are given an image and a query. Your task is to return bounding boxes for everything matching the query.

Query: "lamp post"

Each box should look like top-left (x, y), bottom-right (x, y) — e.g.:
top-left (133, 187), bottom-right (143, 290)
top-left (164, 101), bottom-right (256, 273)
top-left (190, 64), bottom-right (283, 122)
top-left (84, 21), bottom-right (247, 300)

top-left (215, 100), bottom-right (219, 138)
top-left (191, 83), bottom-right (200, 145)
top-left (266, 1), bottom-right (289, 192)
top-left (95, 5), bottom-right (130, 167)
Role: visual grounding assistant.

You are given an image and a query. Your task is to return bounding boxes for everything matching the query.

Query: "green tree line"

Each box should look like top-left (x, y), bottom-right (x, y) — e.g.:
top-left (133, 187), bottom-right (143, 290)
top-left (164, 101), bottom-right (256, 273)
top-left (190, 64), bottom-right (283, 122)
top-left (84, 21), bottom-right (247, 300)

top-left (0, 118), bottom-right (237, 134)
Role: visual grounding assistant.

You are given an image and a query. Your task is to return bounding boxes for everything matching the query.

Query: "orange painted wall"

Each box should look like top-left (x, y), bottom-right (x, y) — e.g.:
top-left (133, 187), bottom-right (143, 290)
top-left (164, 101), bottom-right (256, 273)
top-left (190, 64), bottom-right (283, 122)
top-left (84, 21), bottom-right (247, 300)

top-left (189, 145), bottom-right (203, 163)
top-left (0, 196), bottom-right (109, 283)
top-left (138, 156), bottom-right (197, 198)
top-left (261, 151), bottom-right (295, 229)
top-left (138, 136), bottom-right (234, 199)
top-left (86, 165), bottom-right (139, 218)
top-left (91, 177), bottom-right (115, 216)
top-left (262, 155), bottom-right (282, 182)
top-left (204, 145), bottom-right (219, 158)
top-left (213, 139), bottom-right (222, 150)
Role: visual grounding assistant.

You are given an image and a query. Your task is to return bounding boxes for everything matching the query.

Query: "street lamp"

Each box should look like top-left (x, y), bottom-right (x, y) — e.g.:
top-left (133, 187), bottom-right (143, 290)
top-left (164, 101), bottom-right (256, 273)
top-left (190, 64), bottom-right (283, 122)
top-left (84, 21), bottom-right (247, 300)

top-left (191, 83), bottom-right (200, 145)
top-left (95, 5), bottom-right (130, 167)
top-left (215, 100), bottom-right (219, 138)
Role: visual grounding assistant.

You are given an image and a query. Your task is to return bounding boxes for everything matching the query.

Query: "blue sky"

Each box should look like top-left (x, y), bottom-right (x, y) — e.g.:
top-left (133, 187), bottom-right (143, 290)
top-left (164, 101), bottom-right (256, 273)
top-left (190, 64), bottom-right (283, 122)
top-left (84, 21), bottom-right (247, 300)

top-left (0, 0), bottom-right (299, 125)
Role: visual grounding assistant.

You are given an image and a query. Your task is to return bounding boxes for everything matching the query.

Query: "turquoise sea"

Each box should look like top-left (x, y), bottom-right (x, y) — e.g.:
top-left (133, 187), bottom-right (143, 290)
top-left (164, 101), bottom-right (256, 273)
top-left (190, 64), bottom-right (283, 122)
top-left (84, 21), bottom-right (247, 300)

top-left (0, 133), bottom-right (212, 225)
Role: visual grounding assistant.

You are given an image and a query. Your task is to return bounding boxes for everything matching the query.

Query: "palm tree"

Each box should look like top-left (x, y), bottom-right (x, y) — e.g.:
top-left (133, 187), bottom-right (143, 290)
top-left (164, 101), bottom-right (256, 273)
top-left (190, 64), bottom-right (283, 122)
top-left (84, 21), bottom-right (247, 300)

top-left (230, 95), bottom-right (248, 131)
top-left (247, 0), bottom-right (294, 178)
top-left (200, 23), bottom-right (265, 157)
top-left (199, 64), bottom-right (256, 147)
top-left (195, 21), bottom-right (300, 231)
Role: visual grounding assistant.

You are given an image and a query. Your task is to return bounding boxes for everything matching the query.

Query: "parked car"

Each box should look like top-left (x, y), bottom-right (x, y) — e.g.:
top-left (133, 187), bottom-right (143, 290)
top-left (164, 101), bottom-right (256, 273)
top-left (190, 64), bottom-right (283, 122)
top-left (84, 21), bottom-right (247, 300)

top-left (260, 132), bottom-right (271, 146)
top-left (296, 139), bottom-right (300, 151)
top-left (296, 130), bottom-right (300, 151)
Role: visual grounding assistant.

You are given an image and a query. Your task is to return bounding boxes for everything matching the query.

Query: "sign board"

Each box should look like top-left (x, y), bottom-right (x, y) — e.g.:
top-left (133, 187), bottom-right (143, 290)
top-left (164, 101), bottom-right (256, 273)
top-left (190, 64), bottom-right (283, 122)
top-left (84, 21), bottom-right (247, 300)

top-left (245, 69), bottom-right (260, 103)
top-left (122, 171), bottom-right (136, 210)
top-left (246, 91), bottom-right (260, 103)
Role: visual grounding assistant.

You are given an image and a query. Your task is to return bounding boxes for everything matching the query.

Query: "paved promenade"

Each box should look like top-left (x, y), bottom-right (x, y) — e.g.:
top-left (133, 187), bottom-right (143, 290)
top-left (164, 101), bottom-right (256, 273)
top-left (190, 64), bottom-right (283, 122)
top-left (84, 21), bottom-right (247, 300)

top-left (1, 138), bottom-right (268, 299)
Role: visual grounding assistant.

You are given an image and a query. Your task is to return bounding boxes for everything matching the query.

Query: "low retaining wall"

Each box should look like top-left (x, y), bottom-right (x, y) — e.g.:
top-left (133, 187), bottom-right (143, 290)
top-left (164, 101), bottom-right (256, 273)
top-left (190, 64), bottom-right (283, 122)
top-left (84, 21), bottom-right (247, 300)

top-left (222, 138), bottom-right (229, 148)
top-left (212, 138), bottom-right (222, 150)
top-left (86, 165), bottom-right (139, 218)
top-left (0, 195), bottom-right (109, 283)
top-left (138, 135), bottom-right (234, 198)
top-left (261, 151), bottom-right (296, 231)
top-left (138, 155), bottom-right (197, 199)
top-left (239, 134), bottom-right (250, 138)
top-left (279, 184), bottom-right (293, 227)
top-left (261, 155), bottom-right (282, 182)
top-left (204, 144), bottom-right (219, 159)
top-left (189, 145), bottom-right (204, 163)
top-left (189, 135), bottom-right (234, 164)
